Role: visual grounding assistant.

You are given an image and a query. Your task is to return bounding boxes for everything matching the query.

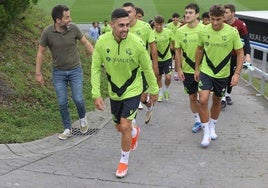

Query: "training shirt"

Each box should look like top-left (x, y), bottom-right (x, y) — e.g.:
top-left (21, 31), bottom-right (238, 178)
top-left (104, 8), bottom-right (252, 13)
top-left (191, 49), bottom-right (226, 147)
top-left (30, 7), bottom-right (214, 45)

top-left (154, 28), bottom-right (174, 62)
top-left (39, 23), bottom-right (83, 70)
top-left (198, 23), bottom-right (243, 78)
top-left (175, 23), bottom-right (205, 74)
top-left (166, 22), bottom-right (181, 35)
top-left (91, 32), bottom-right (159, 101)
top-left (101, 24), bottom-right (112, 34)
top-left (129, 19), bottom-right (155, 48)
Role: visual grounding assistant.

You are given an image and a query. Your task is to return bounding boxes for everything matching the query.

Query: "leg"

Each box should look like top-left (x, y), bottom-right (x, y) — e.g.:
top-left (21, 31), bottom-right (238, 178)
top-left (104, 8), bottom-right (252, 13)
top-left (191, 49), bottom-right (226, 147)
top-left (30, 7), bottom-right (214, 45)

top-left (69, 67), bottom-right (89, 133)
top-left (69, 67), bottom-right (86, 119)
top-left (53, 69), bottom-right (71, 130)
top-left (198, 90), bottom-right (211, 147)
top-left (189, 93), bottom-right (201, 133)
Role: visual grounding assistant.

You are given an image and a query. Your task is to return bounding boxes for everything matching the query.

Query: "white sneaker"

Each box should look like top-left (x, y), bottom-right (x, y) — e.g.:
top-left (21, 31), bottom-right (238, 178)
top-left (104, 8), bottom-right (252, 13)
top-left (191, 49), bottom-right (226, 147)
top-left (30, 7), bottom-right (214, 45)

top-left (80, 117), bottom-right (89, 134)
top-left (138, 102), bottom-right (143, 110)
top-left (145, 107), bottom-right (153, 124)
top-left (58, 129), bottom-right (72, 140)
top-left (201, 125), bottom-right (211, 147)
top-left (209, 124), bottom-right (218, 140)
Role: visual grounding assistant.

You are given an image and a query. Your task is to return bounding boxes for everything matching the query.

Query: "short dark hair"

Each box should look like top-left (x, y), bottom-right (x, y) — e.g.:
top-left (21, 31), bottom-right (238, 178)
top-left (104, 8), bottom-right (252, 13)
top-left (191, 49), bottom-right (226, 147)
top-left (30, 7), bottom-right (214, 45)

top-left (111, 8), bottom-right (129, 21)
top-left (154, 15), bottom-right (165, 24)
top-left (51, 4), bottom-right (69, 23)
top-left (135, 7), bottom-right (144, 16)
top-left (224, 4), bottom-right (236, 13)
top-left (172, 12), bottom-right (180, 18)
top-left (202, 11), bottom-right (210, 19)
top-left (209, 4), bottom-right (225, 17)
top-left (185, 3), bottom-right (200, 14)
top-left (122, 2), bottom-right (135, 8)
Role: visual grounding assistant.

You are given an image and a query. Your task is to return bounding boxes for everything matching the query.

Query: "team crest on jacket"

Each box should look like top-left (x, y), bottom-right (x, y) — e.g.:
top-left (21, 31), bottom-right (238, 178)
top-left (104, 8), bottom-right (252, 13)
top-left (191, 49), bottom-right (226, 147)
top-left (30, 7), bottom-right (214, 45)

top-left (126, 48), bottom-right (132, 55)
top-left (106, 48), bottom-right (110, 53)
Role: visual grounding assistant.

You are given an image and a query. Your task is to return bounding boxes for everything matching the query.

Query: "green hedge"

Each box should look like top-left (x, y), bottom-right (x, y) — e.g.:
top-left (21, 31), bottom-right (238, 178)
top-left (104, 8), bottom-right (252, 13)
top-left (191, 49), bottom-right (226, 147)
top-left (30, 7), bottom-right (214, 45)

top-left (0, 0), bottom-right (37, 40)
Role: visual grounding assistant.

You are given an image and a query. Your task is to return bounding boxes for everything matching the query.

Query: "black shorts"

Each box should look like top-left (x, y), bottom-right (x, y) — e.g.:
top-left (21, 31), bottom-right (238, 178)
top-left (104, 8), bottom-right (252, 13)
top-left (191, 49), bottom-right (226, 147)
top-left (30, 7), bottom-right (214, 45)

top-left (183, 73), bottom-right (198, 95)
top-left (110, 95), bottom-right (140, 124)
top-left (158, 58), bottom-right (172, 75)
top-left (198, 72), bottom-right (228, 97)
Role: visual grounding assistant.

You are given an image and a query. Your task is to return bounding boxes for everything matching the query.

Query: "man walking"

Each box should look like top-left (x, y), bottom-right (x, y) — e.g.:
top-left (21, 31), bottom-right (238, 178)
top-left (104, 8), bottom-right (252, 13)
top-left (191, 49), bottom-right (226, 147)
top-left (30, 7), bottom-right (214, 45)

top-left (194, 4), bottom-right (244, 147)
top-left (35, 5), bottom-right (94, 140)
top-left (91, 8), bottom-right (158, 178)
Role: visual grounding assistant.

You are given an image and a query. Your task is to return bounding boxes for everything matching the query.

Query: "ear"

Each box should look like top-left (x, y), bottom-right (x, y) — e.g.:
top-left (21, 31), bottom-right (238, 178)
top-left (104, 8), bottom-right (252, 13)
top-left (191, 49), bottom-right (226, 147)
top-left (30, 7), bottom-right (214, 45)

top-left (55, 18), bottom-right (61, 23)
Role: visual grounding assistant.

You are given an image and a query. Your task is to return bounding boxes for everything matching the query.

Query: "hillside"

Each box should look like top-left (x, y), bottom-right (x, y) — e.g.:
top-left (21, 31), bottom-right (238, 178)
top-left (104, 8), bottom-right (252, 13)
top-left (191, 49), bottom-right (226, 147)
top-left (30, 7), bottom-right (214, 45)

top-left (0, 6), bottom-right (107, 143)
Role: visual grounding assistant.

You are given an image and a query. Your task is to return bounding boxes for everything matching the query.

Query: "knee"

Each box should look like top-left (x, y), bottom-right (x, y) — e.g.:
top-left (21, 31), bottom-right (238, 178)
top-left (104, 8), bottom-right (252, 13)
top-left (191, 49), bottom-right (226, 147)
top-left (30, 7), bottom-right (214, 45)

top-left (117, 124), bottom-right (132, 133)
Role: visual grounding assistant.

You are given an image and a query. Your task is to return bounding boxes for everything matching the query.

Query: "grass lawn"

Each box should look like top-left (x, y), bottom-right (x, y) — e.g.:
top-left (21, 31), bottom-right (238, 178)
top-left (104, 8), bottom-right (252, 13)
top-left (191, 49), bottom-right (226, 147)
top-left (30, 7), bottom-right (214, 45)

top-left (36, 0), bottom-right (266, 23)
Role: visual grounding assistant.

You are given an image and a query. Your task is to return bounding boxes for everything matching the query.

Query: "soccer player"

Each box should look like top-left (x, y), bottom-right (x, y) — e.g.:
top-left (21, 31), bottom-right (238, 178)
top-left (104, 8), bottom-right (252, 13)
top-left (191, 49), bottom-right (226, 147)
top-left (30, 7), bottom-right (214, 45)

top-left (201, 11), bottom-right (210, 25)
top-left (194, 4), bottom-right (244, 147)
top-left (153, 15), bottom-right (175, 102)
top-left (35, 5), bottom-right (93, 140)
top-left (221, 4), bottom-right (251, 108)
top-left (174, 3), bottom-right (204, 133)
top-left (166, 12), bottom-right (181, 81)
top-left (135, 7), bottom-right (144, 20)
top-left (91, 8), bottom-right (158, 178)
top-left (122, 2), bottom-right (158, 124)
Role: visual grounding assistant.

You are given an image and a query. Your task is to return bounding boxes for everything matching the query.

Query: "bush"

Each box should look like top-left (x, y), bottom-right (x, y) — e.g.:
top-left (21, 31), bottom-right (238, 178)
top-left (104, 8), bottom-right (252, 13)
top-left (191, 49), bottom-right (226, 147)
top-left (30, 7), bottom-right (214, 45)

top-left (0, 0), bottom-right (38, 40)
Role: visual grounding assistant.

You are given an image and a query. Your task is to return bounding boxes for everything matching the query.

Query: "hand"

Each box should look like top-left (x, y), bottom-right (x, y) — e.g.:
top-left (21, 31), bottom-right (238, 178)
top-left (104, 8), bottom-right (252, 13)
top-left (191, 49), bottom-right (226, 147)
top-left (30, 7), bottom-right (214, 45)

top-left (94, 97), bottom-right (105, 111)
top-left (178, 69), bottom-right (185, 81)
top-left (35, 73), bottom-right (44, 85)
top-left (149, 94), bottom-right (158, 104)
top-left (194, 70), bottom-right (200, 82)
top-left (230, 73), bottom-right (240, 86)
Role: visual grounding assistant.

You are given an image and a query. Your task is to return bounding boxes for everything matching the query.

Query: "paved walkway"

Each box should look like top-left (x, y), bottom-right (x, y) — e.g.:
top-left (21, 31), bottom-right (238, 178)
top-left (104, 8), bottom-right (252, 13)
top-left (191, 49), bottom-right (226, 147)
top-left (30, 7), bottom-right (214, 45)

top-left (0, 79), bottom-right (267, 188)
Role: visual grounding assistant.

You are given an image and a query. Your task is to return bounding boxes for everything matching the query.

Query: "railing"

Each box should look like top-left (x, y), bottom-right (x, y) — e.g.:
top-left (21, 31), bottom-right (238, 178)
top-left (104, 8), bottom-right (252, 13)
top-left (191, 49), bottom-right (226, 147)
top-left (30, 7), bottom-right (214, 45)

top-left (243, 41), bottom-right (268, 99)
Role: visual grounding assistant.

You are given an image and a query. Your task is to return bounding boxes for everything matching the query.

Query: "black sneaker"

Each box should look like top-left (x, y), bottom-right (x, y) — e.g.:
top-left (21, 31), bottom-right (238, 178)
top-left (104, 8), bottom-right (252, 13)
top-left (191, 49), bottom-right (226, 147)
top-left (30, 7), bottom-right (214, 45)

top-left (221, 100), bottom-right (226, 109)
top-left (226, 96), bottom-right (233, 105)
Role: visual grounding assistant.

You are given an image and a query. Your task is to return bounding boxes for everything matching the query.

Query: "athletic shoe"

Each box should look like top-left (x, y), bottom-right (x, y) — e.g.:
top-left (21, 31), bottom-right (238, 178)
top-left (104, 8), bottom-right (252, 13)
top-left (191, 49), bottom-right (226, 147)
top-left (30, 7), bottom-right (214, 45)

top-left (226, 96), bottom-right (233, 105)
top-left (158, 95), bottom-right (163, 102)
top-left (58, 129), bottom-right (72, 140)
top-left (173, 72), bottom-right (179, 81)
top-left (201, 125), bottom-right (211, 147)
top-left (131, 126), bottom-right (140, 151)
top-left (80, 117), bottom-right (89, 134)
top-left (164, 91), bottom-right (170, 100)
top-left (221, 100), bottom-right (226, 109)
top-left (192, 122), bottom-right (202, 133)
top-left (116, 163), bottom-right (128, 178)
top-left (209, 124), bottom-right (218, 140)
top-left (145, 108), bottom-right (153, 124)
top-left (138, 102), bottom-right (143, 110)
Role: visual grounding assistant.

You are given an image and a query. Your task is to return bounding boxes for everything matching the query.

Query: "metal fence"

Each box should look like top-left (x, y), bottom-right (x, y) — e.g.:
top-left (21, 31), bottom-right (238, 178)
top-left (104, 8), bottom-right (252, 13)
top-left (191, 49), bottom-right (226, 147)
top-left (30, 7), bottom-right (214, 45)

top-left (243, 42), bottom-right (268, 99)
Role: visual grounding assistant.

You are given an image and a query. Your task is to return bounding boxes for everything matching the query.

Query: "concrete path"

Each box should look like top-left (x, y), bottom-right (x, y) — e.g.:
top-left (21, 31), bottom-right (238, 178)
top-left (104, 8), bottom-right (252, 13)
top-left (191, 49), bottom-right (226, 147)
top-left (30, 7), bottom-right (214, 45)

top-left (0, 79), bottom-right (267, 188)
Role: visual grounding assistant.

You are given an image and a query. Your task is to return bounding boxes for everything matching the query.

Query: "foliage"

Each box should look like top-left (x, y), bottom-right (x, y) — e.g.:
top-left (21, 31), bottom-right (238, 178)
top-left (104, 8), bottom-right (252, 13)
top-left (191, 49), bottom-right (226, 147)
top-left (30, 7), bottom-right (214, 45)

top-left (0, 6), bottom-right (108, 143)
top-left (0, 0), bottom-right (38, 40)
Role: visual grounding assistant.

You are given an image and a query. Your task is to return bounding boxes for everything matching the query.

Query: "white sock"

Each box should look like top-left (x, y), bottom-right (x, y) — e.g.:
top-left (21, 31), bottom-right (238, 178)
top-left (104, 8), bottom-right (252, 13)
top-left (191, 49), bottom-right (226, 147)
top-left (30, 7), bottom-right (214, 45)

top-left (132, 119), bottom-right (136, 125)
top-left (193, 113), bottom-right (201, 123)
top-left (120, 149), bottom-right (130, 164)
top-left (131, 125), bottom-right (137, 137)
top-left (164, 85), bottom-right (169, 91)
top-left (209, 118), bottom-right (217, 126)
top-left (225, 93), bottom-right (231, 97)
top-left (159, 87), bottom-right (163, 96)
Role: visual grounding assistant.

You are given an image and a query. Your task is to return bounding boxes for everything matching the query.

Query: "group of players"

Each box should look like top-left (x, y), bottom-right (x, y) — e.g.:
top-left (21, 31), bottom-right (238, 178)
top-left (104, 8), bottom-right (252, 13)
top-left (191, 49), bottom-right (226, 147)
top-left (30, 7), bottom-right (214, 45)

top-left (36, 2), bottom-right (251, 178)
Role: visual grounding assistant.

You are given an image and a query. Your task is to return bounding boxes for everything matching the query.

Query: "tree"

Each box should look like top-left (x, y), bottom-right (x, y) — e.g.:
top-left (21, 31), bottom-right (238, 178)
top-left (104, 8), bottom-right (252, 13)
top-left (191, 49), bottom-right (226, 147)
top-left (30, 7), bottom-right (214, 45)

top-left (0, 0), bottom-right (38, 40)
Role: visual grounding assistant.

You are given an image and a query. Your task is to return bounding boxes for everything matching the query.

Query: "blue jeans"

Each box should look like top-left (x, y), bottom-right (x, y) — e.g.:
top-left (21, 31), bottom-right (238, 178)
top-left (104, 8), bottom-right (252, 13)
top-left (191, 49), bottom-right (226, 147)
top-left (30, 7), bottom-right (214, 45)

top-left (52, 66), bottom-right (86, 130)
